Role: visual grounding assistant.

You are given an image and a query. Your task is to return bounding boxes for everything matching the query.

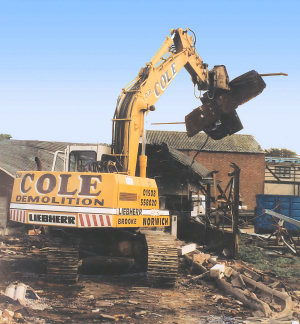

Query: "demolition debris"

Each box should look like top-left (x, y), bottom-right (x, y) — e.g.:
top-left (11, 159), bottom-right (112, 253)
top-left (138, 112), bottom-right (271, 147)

top-left (0, 234), bottom-right (299, 323)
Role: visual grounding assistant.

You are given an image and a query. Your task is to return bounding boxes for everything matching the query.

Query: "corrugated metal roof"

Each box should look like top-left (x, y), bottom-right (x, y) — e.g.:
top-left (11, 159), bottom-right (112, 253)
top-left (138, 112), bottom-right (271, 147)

top-left (0, 140), bottom-right (66, 176)
top-left (146, 130), bottom-right (264, 154)
top-left (0, 139), bottom-right (108, 177)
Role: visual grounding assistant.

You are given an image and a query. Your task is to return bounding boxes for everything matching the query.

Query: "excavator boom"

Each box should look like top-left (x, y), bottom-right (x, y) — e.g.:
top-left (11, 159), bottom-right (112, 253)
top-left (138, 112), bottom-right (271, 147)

top-left (111, 28), bottom-right (230, 176)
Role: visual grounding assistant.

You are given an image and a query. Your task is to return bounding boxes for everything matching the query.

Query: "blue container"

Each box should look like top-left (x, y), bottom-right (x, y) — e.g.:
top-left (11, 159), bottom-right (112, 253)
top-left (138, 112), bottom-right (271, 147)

top-left (255, 194), bottom-right (300, 234)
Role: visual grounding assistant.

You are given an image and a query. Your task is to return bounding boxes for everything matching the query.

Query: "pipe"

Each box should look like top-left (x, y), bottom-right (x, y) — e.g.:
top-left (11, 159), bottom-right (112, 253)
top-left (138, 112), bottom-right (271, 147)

top-left (259, 73), bottom-right (288, 76)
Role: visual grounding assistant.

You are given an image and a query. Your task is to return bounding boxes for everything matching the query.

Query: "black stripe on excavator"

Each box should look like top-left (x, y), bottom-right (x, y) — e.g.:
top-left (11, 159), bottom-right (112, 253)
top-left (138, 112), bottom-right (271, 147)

top-left (119, 192), bottom-right (138, 201)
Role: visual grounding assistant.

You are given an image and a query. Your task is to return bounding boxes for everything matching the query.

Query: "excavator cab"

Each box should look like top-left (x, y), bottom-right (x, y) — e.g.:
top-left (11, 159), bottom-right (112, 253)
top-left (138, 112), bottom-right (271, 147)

top-left (51, 144), bottom-right (111, 172)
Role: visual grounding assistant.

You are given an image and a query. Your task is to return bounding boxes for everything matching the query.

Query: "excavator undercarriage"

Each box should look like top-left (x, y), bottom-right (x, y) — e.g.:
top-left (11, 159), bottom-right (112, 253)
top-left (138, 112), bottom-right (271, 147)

top-left (40, 227), bottom-right (178, 286)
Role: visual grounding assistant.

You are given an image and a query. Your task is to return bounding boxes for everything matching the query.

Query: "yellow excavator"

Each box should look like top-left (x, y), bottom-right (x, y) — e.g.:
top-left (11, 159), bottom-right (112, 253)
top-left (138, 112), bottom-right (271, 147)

top-left (9, 28), bottom-right (267, 286)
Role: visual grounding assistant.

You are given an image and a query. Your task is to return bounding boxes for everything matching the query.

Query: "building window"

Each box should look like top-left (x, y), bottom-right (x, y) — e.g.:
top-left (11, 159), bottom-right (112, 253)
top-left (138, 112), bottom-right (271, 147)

top-left (275, 166), bottom-right (291, 178)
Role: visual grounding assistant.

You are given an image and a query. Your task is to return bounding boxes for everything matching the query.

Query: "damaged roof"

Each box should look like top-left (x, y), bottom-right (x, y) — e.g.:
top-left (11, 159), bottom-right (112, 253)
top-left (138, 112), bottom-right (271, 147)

top-left (146, 130), bottom-right (264, 154)
top-left (146, 143), bottom-right (212, 182)
top-left (167, 146), bottom-right (211, 178)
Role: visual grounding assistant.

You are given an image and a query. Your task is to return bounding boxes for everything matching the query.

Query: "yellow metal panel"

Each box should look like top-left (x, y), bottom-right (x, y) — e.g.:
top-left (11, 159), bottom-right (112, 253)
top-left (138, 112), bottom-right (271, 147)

top-left (10, 172), bottom-right (165, 229)
top-left (11, 172), bottom-right (159, 210)
top-left (11, 171), bottom-right (119, 208)
top-left (117, 175), bottom-right (159, 210)
top-left (115, 215), bottom-right (170, 227)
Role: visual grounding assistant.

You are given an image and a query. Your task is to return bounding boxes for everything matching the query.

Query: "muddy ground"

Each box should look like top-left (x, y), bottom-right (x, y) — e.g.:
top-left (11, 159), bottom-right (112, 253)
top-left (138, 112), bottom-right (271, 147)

top-left (0, 234), bottom-right (299, 324)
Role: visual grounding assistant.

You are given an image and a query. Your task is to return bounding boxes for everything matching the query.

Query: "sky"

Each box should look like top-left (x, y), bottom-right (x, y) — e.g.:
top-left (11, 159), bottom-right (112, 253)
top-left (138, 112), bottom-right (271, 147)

top-left (0, 0), bottom-right (299, 153)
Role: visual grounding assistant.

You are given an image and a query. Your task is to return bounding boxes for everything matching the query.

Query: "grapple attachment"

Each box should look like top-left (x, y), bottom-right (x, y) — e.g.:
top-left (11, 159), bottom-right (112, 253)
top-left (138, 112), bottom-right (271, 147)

top-left (185, 70), bottom-right (266, 138)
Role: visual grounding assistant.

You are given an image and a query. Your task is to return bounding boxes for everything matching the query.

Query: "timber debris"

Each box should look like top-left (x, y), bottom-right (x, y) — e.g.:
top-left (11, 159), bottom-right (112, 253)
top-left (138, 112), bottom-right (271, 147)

top-left (184, 249), bottom-right (297, 319)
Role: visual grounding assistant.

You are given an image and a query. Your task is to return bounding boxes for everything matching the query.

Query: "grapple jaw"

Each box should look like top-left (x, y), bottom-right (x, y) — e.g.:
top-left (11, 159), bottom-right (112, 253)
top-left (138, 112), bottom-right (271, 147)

top-left (185, 70), bottom-right (266, 139)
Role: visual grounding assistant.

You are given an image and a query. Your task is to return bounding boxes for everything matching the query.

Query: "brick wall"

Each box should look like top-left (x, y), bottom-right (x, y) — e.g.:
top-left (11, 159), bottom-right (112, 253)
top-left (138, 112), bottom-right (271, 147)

top-left (182, 150), bottom-right (265, 210)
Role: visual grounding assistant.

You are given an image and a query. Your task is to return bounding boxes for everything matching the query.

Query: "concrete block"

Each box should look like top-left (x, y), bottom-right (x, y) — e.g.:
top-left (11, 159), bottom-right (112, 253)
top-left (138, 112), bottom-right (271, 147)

top-left (210, 263), bottom-right (225, 279)
top-left (171, 215), bottom-right (177, 237)
top-left (178, 243), bottom-right (196, 256)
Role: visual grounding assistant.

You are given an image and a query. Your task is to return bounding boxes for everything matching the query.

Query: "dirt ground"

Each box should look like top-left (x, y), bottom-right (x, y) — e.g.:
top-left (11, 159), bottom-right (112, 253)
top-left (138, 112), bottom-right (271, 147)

top-left (8, 275), bottom-right (250, 323)
top-left (0, 234), bottom-right (298, 324)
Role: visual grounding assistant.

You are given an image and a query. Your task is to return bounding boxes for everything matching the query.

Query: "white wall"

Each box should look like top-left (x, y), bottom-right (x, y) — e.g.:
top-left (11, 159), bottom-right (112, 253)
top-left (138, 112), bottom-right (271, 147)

top-left (0, 196), bottom-right (8, 234)
top-left (264, 183), bottom-right (299, 196)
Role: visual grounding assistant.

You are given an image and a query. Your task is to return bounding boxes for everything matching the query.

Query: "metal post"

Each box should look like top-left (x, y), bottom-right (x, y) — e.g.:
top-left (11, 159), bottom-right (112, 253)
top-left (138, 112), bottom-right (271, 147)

top-left (203, 183), bottom-right (211, 244)
top-left (171, 215), bottom-right (178, 238)
top-left (205, 183), bottom-right (211, 225)
top-left (212, 171), bottom-right (220, 227)
top-left (230, 163), bottom-right (240, 259)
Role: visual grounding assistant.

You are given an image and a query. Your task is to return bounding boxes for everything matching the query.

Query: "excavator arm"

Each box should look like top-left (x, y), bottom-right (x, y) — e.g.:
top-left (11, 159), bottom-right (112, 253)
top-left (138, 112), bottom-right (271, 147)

top-left (111, 28), bottom-right (229, 177)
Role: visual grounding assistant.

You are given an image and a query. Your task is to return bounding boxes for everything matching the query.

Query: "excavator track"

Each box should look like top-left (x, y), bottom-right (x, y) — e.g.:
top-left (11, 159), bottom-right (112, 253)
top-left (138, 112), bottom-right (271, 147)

top-left (141, 230), bottom-right (178, 287)
top-left (42, 245), bottom-right (79, 284)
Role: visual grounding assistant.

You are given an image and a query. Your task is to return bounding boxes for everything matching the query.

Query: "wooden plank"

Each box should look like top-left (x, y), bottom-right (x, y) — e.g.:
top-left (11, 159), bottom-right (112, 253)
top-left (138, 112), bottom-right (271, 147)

top-left (264, 209), bottom-right (300, 228)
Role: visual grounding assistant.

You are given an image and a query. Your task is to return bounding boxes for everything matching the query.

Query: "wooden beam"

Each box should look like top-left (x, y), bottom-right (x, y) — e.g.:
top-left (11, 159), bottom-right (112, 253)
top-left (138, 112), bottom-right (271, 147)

top-left (264, 209), bottom-right (300, 228)
top-left (266, 165), bottom-right (281, 182)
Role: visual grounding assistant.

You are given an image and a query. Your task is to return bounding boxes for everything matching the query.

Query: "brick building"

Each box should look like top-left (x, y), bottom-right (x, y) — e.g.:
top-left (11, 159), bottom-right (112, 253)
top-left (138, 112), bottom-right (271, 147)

top-left (147, 130), bottom-right (265, 211)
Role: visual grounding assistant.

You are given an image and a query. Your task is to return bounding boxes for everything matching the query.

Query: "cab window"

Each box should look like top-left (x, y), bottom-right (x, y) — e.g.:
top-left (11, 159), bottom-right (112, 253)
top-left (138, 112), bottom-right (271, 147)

top-left (69, 151), bottom-right (97, 172)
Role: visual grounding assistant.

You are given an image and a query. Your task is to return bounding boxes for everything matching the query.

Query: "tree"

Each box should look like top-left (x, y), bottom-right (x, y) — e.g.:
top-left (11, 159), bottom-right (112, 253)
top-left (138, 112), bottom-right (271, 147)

top-left (265, 147), bottom-right (297, 157)
top-left (0, 134), bottom-right (12, 141)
